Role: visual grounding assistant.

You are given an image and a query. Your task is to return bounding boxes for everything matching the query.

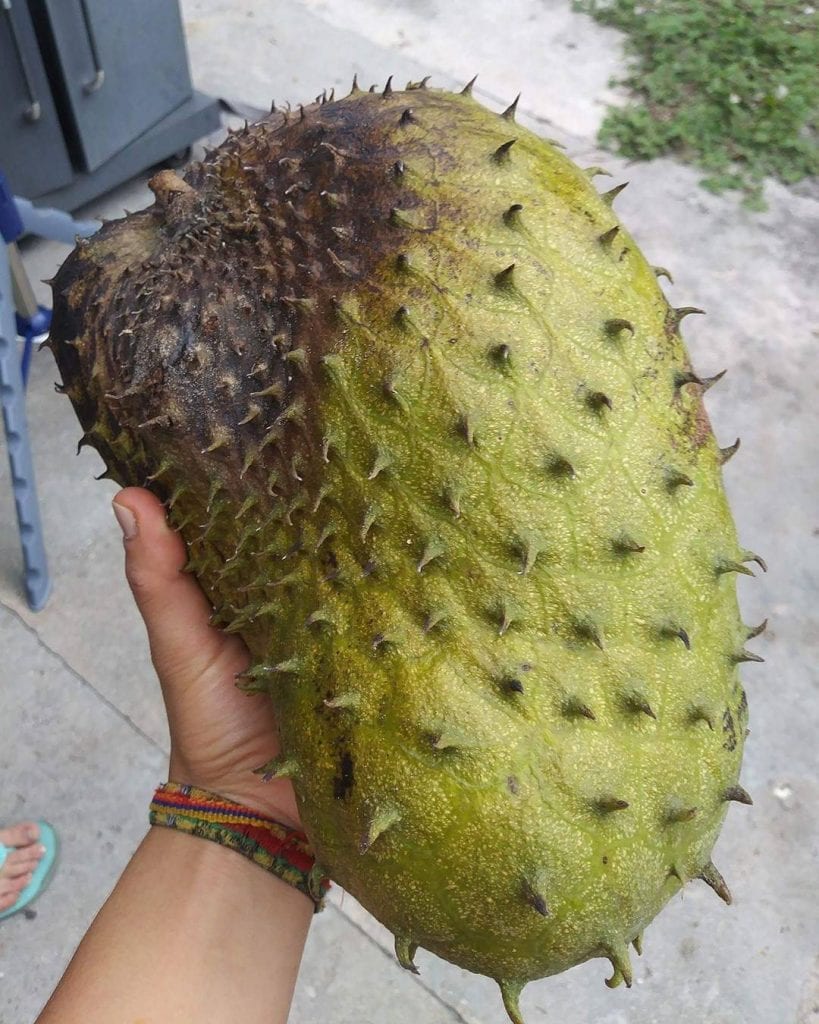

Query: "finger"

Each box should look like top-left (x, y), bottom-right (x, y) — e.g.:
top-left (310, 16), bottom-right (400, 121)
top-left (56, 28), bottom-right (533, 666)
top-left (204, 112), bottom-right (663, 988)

top-left (113, 488), bottom-right (245, 683)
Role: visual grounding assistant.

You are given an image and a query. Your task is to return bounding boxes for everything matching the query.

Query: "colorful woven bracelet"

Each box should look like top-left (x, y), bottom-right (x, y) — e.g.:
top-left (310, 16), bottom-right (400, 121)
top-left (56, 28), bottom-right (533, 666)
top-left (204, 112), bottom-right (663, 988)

top-left (149, 782), bottom-right (330, 910)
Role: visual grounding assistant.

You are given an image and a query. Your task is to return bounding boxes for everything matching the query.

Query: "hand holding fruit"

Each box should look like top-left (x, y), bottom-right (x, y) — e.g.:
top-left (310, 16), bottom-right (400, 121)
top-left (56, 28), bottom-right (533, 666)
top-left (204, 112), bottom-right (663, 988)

top-left (113, 486), bottom-right (301, 830)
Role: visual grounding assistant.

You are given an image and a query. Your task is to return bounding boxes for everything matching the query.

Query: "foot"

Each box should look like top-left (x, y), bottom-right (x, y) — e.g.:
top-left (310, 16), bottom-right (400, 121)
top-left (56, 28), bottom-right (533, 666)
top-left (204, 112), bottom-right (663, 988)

top-left (0, 822), bottom-right (46, 913)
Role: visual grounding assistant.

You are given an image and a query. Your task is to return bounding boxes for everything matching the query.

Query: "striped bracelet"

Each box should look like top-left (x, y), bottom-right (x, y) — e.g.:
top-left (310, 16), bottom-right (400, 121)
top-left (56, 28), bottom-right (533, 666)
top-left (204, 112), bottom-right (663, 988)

top-left (149, 782), bottom-right (330, 909)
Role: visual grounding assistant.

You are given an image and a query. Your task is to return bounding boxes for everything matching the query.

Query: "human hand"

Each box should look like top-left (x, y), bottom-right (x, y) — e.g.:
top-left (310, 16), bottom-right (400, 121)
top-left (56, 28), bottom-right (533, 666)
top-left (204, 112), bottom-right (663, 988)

top-left (112, 487), bottom-right (301, 830)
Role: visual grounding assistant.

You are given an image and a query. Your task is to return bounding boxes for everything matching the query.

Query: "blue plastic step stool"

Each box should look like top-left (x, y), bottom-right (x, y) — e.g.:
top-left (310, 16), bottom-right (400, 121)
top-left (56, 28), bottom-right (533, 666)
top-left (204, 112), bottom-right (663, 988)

top-left (0, 170), bottom-right (98, 611)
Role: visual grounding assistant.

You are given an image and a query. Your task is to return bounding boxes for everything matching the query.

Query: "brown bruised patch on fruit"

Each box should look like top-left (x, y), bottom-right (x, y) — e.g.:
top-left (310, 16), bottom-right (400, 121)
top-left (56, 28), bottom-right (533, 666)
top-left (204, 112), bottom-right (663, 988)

top-left (672, 390), bottom-right (713, 455)
top-left (48, 93), bottom-right (434, 506)
top-left (691, 393), bottom-right (713, 450)
top-left (722, 707), bottom-right (737, 752)
top-left (669, 356), bottom-right (713, 454)
top-left (737, 686), bottom-right (749, 723)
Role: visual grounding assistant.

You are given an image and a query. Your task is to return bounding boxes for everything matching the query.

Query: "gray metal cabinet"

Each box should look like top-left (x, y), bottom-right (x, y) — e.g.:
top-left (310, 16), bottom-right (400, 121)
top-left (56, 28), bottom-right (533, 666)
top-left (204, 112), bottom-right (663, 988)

top-left (0, 0), bottom-right (220, 210)
top-left (0, 0), bottom-right (74, 196)
top-left (34, 0), bottom-right (194, 171)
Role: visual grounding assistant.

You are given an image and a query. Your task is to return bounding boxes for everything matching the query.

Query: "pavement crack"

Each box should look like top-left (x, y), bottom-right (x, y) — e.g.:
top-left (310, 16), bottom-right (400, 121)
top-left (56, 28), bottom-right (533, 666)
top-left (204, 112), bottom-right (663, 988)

top-left (326, 902), bottom-right (473, 1023)
top-left (0, 598), bottom-right (167, 756)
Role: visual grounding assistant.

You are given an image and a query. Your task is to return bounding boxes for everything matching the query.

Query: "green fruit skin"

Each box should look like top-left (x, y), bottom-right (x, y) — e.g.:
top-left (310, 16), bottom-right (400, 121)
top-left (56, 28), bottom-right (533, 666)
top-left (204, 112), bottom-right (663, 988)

top-left (48, 85), bottom-right (754, 996)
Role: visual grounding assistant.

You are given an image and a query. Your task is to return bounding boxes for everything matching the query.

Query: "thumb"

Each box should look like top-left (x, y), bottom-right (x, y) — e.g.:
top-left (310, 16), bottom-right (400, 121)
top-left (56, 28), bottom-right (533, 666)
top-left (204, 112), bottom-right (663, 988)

top-left (112, 487), bottom-right (237, 682)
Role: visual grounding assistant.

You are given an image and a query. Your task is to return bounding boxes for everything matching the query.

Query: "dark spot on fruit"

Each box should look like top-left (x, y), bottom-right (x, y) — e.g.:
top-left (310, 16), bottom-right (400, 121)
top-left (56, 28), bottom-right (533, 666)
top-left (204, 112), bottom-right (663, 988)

top-left (602, 855), bottom-right (608, 865)
top-left (507, 775), bottom-right (520, 794)
top-left (692, 395), bottom-right (712, 449)
top-left (168, 323), bottom-right (194, 367)
top-left (333, 750), bottom-right (355, 800)
top-left (722, 707), bottom-right (737, 751)
top-left (319, 547), bottom-right (339, 574)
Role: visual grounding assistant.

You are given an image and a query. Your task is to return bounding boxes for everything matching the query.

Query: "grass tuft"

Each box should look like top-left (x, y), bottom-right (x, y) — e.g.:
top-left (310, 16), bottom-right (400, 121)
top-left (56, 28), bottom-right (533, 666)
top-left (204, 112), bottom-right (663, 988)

top-left (574, 0), bottom-right (819, 208)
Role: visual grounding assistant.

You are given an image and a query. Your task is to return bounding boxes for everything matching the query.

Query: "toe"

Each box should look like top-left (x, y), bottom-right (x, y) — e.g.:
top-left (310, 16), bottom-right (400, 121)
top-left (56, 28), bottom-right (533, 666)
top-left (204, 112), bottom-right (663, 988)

top-left (1, 847), bottom-right (45, 878)
top-left (0, 822), bottom-right (40, 848)
top-left (0, 871), bottom-right (33, 906)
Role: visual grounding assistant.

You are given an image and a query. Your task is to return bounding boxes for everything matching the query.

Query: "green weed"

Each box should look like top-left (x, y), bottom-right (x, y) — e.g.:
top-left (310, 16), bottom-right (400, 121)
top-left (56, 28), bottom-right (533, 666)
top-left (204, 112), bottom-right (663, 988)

top-left (574, 0), bottom-right (818, 208)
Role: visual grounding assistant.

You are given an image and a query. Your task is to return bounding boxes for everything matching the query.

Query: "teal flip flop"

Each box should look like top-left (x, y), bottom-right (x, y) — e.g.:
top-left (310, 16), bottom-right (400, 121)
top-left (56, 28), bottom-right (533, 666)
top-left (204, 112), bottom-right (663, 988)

top-left (0, 821), bottom-right (59, 921)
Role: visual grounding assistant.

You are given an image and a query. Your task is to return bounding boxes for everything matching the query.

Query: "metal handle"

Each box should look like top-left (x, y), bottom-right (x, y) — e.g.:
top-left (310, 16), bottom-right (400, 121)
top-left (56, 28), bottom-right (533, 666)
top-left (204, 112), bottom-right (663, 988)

top-left (78, 0), bottom-right (105, 94)
top-left (2, 0), bottom-right (42, 121)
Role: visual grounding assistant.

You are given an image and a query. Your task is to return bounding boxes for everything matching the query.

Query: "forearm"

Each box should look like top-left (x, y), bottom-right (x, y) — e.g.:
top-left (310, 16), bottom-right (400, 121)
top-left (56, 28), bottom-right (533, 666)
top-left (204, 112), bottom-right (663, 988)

top-left (37, 825), bottom-right (313, 1024)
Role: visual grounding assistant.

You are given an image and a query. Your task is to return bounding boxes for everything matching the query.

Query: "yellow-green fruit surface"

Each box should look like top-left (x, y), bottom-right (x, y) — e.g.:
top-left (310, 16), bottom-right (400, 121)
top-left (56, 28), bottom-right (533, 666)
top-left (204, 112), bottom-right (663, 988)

top-left (48, 83), bottom-right (761, 1021)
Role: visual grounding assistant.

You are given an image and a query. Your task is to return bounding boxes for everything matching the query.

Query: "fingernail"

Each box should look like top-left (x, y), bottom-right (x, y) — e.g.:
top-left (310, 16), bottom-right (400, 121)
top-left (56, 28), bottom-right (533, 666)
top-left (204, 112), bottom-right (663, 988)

top-left (113, 502), bottom-right (138, 540)
top-left (27, 826), bottom-right (39, 842)
top-left (38, 844), bottom-right (46, 856)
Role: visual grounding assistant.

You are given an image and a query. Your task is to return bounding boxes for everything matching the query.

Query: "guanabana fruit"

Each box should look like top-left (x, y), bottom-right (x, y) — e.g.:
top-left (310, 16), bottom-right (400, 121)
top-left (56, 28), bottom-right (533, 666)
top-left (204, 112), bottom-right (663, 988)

top-left (48, 78), bottom-right (764, 1022)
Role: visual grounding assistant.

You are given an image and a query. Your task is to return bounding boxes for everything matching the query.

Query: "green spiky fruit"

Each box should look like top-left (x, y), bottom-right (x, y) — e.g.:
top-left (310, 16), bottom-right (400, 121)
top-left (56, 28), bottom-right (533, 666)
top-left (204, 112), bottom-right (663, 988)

top-left (48, 79), bottom-right (763, 1021)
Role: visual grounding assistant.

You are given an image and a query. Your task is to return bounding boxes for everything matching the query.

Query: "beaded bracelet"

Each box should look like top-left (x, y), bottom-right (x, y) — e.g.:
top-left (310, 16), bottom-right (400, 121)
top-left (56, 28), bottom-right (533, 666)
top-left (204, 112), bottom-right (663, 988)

top-left (149, 782), bottom-right (330, 910)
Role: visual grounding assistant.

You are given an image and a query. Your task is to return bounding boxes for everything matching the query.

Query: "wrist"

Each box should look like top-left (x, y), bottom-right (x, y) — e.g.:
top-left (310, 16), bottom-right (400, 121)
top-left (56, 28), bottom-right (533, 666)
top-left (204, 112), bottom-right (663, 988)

top-left (37, 826), bottom-right (313, 1024)
top-left (167, 755), bottom-right (302, 831)
top-left (149, 782), bottom-right (329, 908)
top-left (147, 822), bottom-right (309, 900)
